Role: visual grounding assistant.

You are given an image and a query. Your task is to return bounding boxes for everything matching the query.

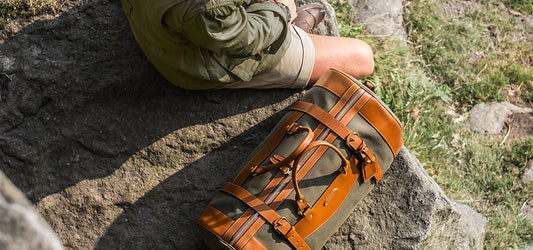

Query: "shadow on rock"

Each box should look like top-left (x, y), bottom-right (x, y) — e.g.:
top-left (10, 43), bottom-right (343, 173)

top-left (0, 0), bottom-right (295, 203)
top-left (94, 113), bottom-right (285, 249)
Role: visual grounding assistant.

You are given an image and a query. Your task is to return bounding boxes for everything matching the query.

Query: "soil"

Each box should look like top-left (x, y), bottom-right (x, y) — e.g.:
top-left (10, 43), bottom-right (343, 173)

top-left (506, 112), bottom-right (533, 141)
top-left (502, 85), bottom-right (533, 141)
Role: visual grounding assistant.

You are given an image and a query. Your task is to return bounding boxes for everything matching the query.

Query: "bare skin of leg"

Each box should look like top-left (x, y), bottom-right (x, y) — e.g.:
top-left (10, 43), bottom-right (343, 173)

top-left (307, 34), bottom-right (375, 84)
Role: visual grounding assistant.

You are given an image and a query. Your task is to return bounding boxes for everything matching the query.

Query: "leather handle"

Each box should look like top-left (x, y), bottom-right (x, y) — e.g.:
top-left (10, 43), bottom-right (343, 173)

top-left (291, 141), bottom-right (350, 217)
top-left (250, 123), bottom-right (314, 175)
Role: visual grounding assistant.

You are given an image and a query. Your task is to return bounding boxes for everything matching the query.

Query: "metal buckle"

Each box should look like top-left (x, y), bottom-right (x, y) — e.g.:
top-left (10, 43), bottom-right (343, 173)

top-left (286, 123), bottom-right (300, 135)
top-left (360, 147), bottom-right (375, 165)
top-left (281, 167), bottom-right (292, 175)
top-left (274, 217), bottom-right (291, 236)
top-left (345, 132), bottom-right (363, 151)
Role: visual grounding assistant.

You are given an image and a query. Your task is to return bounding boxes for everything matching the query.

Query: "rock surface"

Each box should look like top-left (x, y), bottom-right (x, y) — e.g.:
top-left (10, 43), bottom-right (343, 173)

top-left (348, 0), bottom-right (407, 39)
top-left (0, 170), bottom-right (64, 250)
top-left (522, 199), bottom-right (533, 220)
top-left (324, 147), bottom-right (486, 249)
top-left (0, 0), bottom-right (485, 249)
top-left (521, 161), bottom-right (533, 220)
top-left (522, 160), bottom-right (533, 183)
top-left (468, 102), bottom-right (533, 134)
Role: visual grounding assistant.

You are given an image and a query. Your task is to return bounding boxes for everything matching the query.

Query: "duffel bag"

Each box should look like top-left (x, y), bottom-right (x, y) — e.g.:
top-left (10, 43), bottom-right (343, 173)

top-left (197, 68), bottom-right (403, 249)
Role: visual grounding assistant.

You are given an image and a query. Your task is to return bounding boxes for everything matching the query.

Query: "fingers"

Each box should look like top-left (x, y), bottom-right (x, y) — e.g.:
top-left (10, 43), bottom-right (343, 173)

top-left (275, 0), bottom-right (297, 22)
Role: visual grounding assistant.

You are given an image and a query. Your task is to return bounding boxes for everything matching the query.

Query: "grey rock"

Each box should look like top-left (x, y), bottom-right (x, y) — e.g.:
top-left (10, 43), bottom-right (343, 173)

top-left (324, 147), bottom-right (486, 249)
top-left (347, 0), bottom-right (407, 39)
top-left (522, 160), bottom-right (533, 183)
top-left (521, 199), bottom-right (533, 220)
top-left (0, 170), bottom-right (64, 250)
top-left (0, 0), bottom-right (484, 249)
top-left (469, 102), bottom-right (533, 134)
top-left (520, 15), bottom-right (533, 32)
top-left (520, 161), bottom-right (533, 220)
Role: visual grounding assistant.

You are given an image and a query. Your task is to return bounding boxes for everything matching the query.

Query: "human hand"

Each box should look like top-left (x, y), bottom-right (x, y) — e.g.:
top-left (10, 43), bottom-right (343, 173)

top-left (274, 0), bottom-right (297, 22)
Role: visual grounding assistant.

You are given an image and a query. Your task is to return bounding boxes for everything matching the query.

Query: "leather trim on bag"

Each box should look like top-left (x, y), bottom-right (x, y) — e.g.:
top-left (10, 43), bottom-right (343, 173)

top-left (314, 70), bottom-right (356, 97)
top-left (241, 236), bottom-right (267, 250)
top-left (197, 205), bottom-right (235, 237)
top-left (228, 82), bottom-right (362, 247)
top-left (294, 154), bottom-right (360, 238)
top-left (233, 113), bottom-right (304, 185)
top-left (220, 182), bottom-right (310, 250)
top-left (359, 98), bottom-right (403, 156)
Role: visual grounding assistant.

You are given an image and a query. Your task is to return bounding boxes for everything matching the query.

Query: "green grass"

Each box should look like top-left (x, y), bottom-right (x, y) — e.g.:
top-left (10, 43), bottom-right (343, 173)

top-left (502, 0), bottom-right (533, 14)
top-left (332, 0), bottom-right (532, 248)
top-left (0, 0), bottom-right (64, 30)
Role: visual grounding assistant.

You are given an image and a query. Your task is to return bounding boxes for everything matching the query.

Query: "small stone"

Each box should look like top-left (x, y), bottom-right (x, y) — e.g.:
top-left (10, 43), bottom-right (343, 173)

top-left (521, 160), bottom-right (533, 183)
top-left (0, 170), bottom-right (64, 250)
top-left (521, 199), bottom-right (533, 220)
top-left (468, 102), bottom-right (532, 134)
top-left (347, 0), bottom-right (407, 39)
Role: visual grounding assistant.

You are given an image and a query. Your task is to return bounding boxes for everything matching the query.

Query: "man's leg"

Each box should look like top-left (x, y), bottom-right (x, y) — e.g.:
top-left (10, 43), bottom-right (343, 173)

top-left (308, 34), bottom-right (375, 84)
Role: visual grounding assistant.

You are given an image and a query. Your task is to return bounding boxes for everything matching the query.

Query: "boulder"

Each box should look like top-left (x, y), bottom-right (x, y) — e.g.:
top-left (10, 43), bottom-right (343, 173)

top-left (347, 0), bottom-right (407, 39)
top-left (522, 199), bottom-right (533, 220)
top-left (0, 0), bottom-right (484, 249)
top-left (522, 160), bottom-right (533, 183)
top-left (468, 102), bottom-right (532, 134)
top-left (0, 170), bottom-right (64, 250)
top-left (324, 147), bottom-right (486, 249)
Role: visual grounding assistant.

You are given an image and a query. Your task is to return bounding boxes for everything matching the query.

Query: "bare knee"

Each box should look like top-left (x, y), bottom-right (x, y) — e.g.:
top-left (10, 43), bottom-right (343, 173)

top-left (310, 35), bottom-right (375, 82)
top-left (348, 39), bottom-right (374, 79)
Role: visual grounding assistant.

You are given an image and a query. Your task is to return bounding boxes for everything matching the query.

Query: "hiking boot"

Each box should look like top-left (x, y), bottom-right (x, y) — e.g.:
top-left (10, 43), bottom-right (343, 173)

top-left (292, 4), bottom-right (325, 33)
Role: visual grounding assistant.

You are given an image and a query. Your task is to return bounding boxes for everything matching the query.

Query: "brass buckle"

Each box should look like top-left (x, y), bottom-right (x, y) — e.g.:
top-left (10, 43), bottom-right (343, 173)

top-left (286, 123), bottom-right (301, 135)
top-left (345, 132), bottom-right (362, 151)
top-left (360, 147), bottom-right (375, 165)
top-left (346, 132), bottom-right (375, 165)
top-left (274, 217), bottom-right (291, 236)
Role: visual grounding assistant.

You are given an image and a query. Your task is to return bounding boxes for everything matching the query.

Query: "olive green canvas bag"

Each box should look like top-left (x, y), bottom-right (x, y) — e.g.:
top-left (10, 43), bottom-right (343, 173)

top-left (197, 69), bottom-right (403, 249)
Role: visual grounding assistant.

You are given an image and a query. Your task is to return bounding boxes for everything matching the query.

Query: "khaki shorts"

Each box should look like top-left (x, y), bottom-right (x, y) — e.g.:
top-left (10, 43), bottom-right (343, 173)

top-left (222, 25), bottom-right (315, 89)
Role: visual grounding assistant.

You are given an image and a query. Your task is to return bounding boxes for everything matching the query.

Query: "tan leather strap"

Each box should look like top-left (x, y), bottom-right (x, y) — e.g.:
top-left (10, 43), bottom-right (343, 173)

top-left (197, 205), bottom-right (234, 236)
top-left (293, 155), bottom-right (360, 238)
top-left (358, 98), bottom-right (403, 156)
top-left (291, 101), bottom-right (357, 145)
top-left (225, 81), bottom-right (363, 247)
top-left (314, 69), bottom-right (359, 98)
top-left (291, 101), bottom-right (383, 182)
top-left (291, 141), bottom-right (350, 216)
top-left (250, 124), bottom-right (314, 175)
top-left (233, 113), bottom-right (304, 185)
top-left (221, 182), bottom-right (310, 250)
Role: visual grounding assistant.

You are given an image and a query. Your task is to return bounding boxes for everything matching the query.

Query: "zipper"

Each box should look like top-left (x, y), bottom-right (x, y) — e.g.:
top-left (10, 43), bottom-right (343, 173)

top-left (229, 88), bottom-right (365, 246)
